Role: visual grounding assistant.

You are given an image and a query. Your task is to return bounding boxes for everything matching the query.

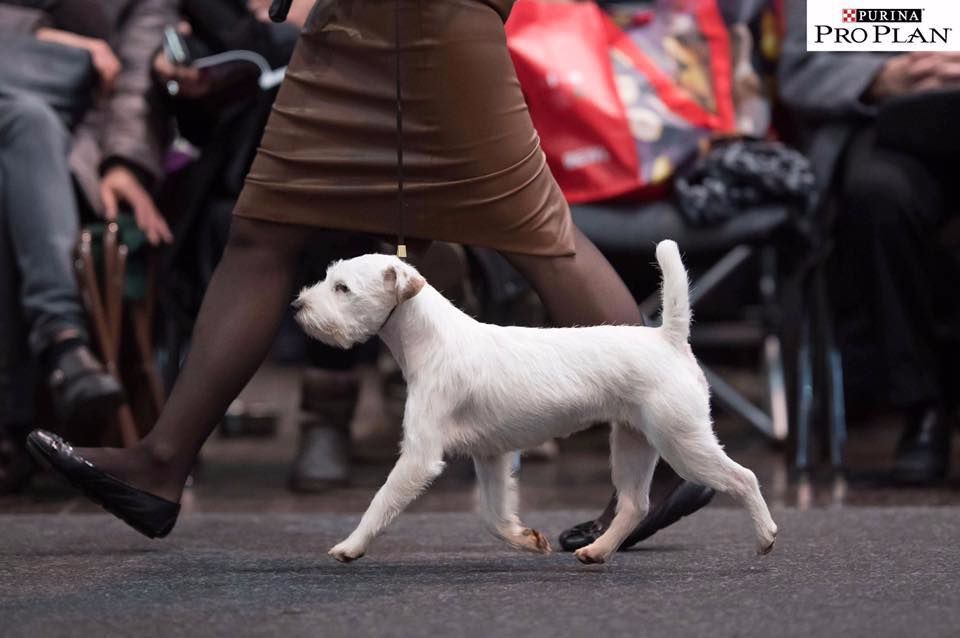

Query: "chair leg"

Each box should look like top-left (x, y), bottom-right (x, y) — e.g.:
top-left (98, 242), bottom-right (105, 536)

top-left (77, 233), bottom-right (113, 366)
top-left (107, 236), bottom-right (140, 445)
top-left (112, 243), bottom-right (128, 360)
top-left (103, 223), bottom-right (123, 358)
top-left (702, 365), bottom-right (776, 438)
top-left (813, 265), bottom-right (847, 474)
top-left (793, 301), bottom-right (815, 475)
top-left (760, 245), bottom-right (789, 441)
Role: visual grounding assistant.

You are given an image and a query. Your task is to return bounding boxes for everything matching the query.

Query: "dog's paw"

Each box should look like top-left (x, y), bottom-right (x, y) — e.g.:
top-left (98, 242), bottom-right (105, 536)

top-left (329, 541), bottom-right (366, 563)
top-left (574, 545), bottom-right (608, 565)
top-left (518, 528), bottom-right (552, 554)
top-left (757, 524), bottom-right (778, 556)
top-left (757, 539), bottom-right (775, 556)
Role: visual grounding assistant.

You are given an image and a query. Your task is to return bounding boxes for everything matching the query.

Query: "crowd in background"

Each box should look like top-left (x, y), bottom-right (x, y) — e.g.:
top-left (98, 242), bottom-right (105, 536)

top-left (1, 0), bottom-right (958, 494)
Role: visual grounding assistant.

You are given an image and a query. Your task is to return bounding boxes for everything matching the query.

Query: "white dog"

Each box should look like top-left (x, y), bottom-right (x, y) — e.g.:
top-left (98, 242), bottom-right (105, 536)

top-left (294, 240), bottom-right (777, 565)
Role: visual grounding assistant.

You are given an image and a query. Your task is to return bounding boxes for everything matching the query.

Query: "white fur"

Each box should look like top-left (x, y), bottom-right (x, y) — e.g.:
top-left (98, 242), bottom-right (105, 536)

top-left (294, 240), bottom-right (778, 565)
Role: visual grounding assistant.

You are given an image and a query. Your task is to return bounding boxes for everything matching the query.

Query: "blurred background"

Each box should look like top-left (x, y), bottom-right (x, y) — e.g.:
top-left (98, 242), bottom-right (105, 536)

top-left (2, 0), bottom-right (959, 523)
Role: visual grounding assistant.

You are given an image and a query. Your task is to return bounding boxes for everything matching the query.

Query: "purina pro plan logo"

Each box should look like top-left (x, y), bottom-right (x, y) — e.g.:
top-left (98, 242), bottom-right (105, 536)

top-left (808, 1), bottom-right (960, 51)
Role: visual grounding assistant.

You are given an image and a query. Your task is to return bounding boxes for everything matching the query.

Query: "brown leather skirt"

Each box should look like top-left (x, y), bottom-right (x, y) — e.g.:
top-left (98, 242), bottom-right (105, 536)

top-left (234, 0), bottom-right (575, 257)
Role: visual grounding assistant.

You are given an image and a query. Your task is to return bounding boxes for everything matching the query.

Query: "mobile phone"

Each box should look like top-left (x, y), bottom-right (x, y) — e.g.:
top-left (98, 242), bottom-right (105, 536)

top-left (162, 26), bottom-right (192, 66)
top-left (269, 0), bottom-right (294, 23)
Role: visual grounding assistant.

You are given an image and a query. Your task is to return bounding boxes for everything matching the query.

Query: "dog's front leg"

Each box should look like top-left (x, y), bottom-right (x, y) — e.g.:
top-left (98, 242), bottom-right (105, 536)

top-left (473, 454), bottom-right (550, 554)
top-left (329, 443), bottom-right (445, 563)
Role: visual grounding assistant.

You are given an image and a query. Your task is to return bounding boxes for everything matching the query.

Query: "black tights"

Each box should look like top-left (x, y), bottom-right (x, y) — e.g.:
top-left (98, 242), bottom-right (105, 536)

top-left (80, 218), bottom-right (642, 505)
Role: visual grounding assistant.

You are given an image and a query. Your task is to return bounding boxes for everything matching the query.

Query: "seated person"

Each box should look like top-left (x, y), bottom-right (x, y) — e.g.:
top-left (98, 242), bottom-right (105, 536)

top-left (0, 0), bottom-right (174, 492)
top-left (780, 0), bottom-right (959, 483)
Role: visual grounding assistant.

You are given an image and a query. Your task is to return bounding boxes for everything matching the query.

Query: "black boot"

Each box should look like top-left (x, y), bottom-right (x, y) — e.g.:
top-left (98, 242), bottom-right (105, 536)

top-left (45, 341), bottom-right (123, 428)
top-left (559, 480), bottom-right (715, 552)
top-left (892, 407), bottom-right (952, 485)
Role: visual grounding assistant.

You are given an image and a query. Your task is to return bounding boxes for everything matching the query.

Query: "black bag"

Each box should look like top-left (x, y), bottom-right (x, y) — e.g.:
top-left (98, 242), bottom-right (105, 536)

top-left (0, 34), bottom-right (97, 129)
top-left (675, 139), bottom-right (817, 226)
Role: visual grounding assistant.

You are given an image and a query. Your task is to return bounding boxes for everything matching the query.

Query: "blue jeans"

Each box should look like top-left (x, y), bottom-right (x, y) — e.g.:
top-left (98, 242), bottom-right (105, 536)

top-left (0, 94), bottom-right (88, 424)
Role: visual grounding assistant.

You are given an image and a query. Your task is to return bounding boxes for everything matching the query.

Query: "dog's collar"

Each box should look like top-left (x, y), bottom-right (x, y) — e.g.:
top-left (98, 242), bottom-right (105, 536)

top-left (377, 302), bottom-right (400, 334)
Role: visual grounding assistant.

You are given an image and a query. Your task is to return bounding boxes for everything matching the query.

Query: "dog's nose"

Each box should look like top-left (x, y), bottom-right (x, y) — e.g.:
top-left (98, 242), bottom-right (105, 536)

top-left (291, 298), bottom-right (305, 310)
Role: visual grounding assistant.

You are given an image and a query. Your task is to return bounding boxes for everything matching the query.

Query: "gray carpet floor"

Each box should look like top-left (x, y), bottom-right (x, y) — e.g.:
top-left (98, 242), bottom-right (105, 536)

top-left (1, 508), bottom-right (958, 637)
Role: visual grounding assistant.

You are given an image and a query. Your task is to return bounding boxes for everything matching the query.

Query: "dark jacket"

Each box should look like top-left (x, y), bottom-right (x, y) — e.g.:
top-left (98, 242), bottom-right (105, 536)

top-left (777, 0), bottom-right (891, 189)
top-left (0, 0), bottom-right (177, 214)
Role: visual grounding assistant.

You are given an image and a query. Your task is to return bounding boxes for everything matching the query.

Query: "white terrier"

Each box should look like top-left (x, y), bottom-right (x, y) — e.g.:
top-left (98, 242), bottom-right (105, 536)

top-left (294, 240), bottom-right (778, 565)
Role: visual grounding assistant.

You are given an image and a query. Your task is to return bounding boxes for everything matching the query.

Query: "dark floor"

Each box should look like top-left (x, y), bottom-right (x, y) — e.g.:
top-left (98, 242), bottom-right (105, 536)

top-left (3, 508), bottom-right (959, 638)
top-left (4, 365), bottom-right (960, 636)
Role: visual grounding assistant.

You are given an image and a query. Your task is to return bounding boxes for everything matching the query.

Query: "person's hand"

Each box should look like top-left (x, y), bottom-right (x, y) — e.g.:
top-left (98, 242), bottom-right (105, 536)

top-left (152, 51), bottom-right (211, 98)
top-left (287, 0), bottom-right (316, 27)
top-left (248, 0), bottom-right (272, 22)
top-left (906, 52), bottom-right (960, 91)
top-left (868, 53), bottom-right (960, 100)
top-left (99, 166), bottom-right (173, 246)
top-left (35, 28), bottom-right (121, 90)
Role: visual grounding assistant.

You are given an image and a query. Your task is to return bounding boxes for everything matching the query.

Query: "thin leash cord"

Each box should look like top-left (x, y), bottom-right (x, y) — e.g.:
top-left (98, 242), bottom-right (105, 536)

top-left (394, 0), bottom-right (407, 259)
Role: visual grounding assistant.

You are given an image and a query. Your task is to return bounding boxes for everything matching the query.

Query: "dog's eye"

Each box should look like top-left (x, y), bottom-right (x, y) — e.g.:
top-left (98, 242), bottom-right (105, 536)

top-left (334, 282), bottom-right (350, 294)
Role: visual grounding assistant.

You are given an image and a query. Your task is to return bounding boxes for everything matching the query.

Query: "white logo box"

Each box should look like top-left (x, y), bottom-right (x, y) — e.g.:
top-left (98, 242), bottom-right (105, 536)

top-left (807, 0), bottom-right (960, 51)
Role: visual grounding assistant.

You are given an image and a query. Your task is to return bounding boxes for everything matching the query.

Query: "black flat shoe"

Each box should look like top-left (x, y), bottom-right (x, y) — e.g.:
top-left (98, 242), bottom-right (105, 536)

top-left (25, 430), bottom-right (179, 539)
top-left (559, 481), bottom-right (715, 552)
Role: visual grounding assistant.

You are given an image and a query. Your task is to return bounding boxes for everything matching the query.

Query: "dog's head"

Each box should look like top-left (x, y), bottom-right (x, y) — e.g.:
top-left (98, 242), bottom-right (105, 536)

top-left (293, 254), bottom-right (426, 349)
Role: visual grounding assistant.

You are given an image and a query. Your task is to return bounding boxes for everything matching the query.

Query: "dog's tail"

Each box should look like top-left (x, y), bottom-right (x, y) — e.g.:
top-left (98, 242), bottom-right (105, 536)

top-left (655, 240), bottom-right (691, 347)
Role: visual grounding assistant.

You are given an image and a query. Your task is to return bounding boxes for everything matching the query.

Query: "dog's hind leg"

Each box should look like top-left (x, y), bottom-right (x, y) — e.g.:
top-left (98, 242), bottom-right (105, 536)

top-left (655, 422), bottom-right (778, 555)
top-left (329, 437), bottom-right (445, 562)
top-left (474, 454), bottom-right (550, 554)
top-left (575, 423), bottom-right (658, 565)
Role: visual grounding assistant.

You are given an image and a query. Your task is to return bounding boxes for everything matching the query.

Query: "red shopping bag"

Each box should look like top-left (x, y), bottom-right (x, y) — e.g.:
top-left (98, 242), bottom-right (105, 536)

top-left (506, 0), bottom-right (744, 203)
top-left (506, 1), bottom-right (639, 204)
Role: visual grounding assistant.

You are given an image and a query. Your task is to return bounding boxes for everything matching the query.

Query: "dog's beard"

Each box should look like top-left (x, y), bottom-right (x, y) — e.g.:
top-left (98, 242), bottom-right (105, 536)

top-left (296, 310), bottom-right (372, 350)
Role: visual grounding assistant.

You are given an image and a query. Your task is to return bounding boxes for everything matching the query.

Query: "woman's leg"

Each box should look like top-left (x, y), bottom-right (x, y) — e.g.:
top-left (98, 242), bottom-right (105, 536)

top-left (78, 216), bottom-right (314, 501)
top-left (501, 228), bottom-right (642, 328)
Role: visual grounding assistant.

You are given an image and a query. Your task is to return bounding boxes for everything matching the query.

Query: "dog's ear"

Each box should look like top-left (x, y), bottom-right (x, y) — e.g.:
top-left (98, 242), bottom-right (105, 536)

top-left (384, 264), bottom-right (426, 304)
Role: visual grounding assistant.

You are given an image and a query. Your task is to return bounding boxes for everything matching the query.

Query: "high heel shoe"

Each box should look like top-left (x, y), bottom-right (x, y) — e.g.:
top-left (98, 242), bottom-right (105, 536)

top-left (26, 430), bottom-right (180, 539)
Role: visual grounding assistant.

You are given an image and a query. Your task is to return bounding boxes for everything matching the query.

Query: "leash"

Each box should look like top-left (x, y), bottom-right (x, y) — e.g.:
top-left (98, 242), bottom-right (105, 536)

top-left (394, 0), bottom-right (408, 260)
